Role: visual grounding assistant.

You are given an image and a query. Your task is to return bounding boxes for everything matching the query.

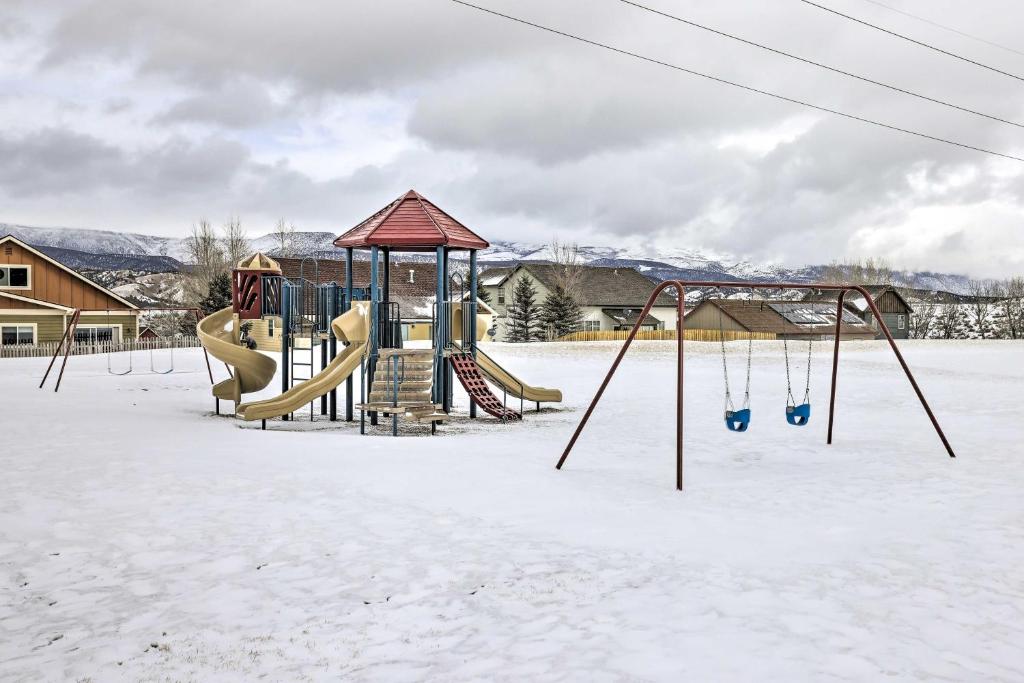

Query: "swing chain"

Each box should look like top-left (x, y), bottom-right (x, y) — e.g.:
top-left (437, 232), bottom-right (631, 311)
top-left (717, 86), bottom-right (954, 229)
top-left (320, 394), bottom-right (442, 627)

top-left (803, 336), bottom-right (812, 404)
top-left (784, 338), bottom-right (795, 407)
top-left (742, 333), bottom-right (752, 410)
top-left (784, 335), bottom-right (813, 407)
top-left (719, 305), bottom-right (735, 413)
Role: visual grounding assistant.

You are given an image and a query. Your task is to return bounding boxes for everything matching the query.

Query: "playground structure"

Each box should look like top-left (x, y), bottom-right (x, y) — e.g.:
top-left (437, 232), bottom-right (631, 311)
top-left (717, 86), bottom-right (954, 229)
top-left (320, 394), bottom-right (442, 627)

top-left (556, 280), bottom-right (956, 491)
top-left (196, 190), bottom-right (563, 433)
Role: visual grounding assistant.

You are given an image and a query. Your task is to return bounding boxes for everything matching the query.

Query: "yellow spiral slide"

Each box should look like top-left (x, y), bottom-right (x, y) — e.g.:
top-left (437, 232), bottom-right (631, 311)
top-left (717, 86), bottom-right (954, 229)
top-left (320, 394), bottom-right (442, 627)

top-left (236, 302), bottom-right (370, 422)
top-left (197, 307), bottom-right (277, 405)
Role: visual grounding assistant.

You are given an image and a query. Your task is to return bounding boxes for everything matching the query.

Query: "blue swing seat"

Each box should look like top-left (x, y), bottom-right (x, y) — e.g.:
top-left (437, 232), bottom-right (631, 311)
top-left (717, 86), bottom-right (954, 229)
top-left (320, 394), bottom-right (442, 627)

top-left (786, 403), bottom-right (811, 426)
top-left (725, 408), bottom-right (751, 432)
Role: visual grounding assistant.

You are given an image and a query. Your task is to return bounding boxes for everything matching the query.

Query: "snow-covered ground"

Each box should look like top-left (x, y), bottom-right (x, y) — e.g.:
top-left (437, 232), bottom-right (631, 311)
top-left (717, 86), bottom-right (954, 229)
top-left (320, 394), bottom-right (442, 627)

top-left (2, 340), bottom-right (1022, 681)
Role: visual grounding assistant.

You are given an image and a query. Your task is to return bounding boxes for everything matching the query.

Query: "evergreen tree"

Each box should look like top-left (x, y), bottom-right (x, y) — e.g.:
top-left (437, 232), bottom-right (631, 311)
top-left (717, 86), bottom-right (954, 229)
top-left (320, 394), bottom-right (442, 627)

top-left (198, 273), bottom-right (233, 316)
top-left (475, 282), bottom-right (492, 305)
top-left (540, 286), bottom-right (583, 339)
top-left (504, 275), bottom-right (544, 342)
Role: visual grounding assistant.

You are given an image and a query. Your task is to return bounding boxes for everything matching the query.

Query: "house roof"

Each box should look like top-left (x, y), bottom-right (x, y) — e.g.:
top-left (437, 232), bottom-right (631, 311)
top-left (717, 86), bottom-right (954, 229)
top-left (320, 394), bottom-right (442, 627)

top-left (277, 257), bottom-right (440, 298)
top-left (601, 308), bottom-right (662, 326)
top-left (687, 299), bottom-right (874, 337)
top-left (334, 190), bottom-right (489, 251)
top-left (0, 234), bottom-right (138, 310)
top-left (802, 285), bottom-right (914, 314)
top-left (275, 257), bottom-right (495, 321)
top-left (768, 302), bottom-right (866, 326)
top-left (0, 290), bottom-right (75, 312)
top-left (480, 263), bottom-right (677, 308)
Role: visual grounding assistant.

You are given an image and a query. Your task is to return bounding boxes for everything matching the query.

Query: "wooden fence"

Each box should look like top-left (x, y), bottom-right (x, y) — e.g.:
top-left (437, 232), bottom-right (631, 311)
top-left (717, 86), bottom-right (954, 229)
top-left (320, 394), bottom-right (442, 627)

top-left (556, 329), bottom-right (777, 342)
top-left (0, 336), bottom-right (202, 359)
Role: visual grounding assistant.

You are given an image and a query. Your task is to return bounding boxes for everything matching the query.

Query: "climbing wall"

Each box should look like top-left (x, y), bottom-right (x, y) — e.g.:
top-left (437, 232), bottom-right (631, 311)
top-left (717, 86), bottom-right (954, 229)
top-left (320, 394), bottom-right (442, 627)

top-left (449, 353), bottom-right (522, 421)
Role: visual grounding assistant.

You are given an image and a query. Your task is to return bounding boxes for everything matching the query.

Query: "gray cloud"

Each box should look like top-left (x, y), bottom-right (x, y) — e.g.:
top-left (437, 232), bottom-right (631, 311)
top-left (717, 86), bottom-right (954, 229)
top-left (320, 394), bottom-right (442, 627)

top-left (1, 0), bottom-right (1023, 276)
top-left (155, 78), bottom-right (282, 128)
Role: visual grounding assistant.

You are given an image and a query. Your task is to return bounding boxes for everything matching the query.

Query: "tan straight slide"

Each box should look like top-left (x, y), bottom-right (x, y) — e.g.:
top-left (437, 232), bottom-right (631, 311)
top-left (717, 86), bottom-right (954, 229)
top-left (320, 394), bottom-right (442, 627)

top-left (236, 303), bottom-right (370, 422)
top-left (197, 307), bottom-right (277, 405)
top-left (472, 345), bottom-right (563, 404)
top-left (450, 305), bottom-right (562, 404)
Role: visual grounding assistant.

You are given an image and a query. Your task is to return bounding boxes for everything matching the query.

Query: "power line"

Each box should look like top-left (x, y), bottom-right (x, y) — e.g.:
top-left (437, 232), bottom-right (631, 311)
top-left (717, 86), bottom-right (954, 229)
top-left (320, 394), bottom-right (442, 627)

top-left (798, 0), bottom-right (1024, 83)
top-left (857, 0), bottom-right (1024, 59)
top-left (449, 1), bottom-right (1024, 163)
top-left (619, 0), bottom-right (1024, 129)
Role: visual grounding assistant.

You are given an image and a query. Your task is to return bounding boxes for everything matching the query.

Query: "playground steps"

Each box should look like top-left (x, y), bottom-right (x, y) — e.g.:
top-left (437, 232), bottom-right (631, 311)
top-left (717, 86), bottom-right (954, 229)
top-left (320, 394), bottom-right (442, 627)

top-left (368, 348), bottom-right (435, 408)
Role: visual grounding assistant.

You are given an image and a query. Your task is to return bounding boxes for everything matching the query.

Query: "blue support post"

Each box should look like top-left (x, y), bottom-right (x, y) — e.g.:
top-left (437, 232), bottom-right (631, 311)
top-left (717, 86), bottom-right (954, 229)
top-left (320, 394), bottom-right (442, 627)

top-left (469, 249), bottom-right (478, 419)
top-left (281, 283), bottom-right (291, 422)
top-left (369, 245), bottom-right (379, 426)
top-left (434, 245), bottom-right (445, 406)
top-left (443, 248), bottom-right (452, 412)
top-left (329, 282), bottom-right (338, 421)
top-left (345, 247), bottom-right (354, 421)
top-left (383, 247), bottom-right (391, 348)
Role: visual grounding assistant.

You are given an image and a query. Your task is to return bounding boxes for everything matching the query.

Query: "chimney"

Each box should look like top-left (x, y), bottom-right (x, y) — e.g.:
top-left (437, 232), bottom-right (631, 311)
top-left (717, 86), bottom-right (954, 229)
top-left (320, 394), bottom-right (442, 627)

top-left (409, 269), bottom-right (415, 284)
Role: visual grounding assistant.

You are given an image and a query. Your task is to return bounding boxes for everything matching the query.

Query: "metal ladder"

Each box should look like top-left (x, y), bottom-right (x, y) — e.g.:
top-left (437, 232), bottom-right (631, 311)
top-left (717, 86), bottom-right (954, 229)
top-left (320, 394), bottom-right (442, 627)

top-left (289, 319), bottom-right (317, 421)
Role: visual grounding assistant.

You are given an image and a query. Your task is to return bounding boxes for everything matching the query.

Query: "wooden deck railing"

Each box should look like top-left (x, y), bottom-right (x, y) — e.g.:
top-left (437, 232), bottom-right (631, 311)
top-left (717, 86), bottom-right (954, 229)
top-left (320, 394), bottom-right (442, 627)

top-left (1, 336), bottom-right (201, 359)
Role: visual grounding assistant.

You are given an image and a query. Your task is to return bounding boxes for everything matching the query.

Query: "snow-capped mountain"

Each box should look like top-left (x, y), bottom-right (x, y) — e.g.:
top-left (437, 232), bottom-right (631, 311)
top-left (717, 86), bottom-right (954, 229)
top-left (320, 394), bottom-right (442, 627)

top-left (1, 222), bottom-right (975, 294)
top-left (1, 223), bottom-right (189, 261)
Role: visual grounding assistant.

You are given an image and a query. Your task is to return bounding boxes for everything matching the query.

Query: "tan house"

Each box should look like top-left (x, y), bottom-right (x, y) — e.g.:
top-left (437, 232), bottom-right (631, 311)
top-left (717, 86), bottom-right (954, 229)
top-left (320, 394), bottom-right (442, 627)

top-left (684, 299), bottom-right (876, 341)
top-left (0, 234), bottom-right (140, 347)
top-left (479, 263), bottom-right (679, 339)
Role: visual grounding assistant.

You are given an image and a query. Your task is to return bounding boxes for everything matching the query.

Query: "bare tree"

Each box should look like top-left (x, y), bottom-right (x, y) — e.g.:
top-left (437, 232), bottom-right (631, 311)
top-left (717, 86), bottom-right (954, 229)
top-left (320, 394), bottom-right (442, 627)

top-left (907, 292), bottom-right (938, 339)
top-left (822, 257), bottom-right (897, 285)
top-left (997, 277), bottom-right (1024, 339)
top-left (221, 216), bottom-right (250, 267)
top-left (966, 280), bottom-right (996, 339)
top-left (183, 219), bottom-right (226, 304)
top-left (547, 238), bottom-right (584, 302)
top-left (272, 218), bottom-right (296, 257)
top-left (933, 302), bottom-right (967, 339)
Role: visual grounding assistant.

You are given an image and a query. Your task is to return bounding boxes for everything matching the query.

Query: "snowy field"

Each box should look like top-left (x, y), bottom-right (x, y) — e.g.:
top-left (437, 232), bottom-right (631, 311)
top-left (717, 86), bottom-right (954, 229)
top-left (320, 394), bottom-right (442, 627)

top-left (2, 340), bottom-right (1022, 681)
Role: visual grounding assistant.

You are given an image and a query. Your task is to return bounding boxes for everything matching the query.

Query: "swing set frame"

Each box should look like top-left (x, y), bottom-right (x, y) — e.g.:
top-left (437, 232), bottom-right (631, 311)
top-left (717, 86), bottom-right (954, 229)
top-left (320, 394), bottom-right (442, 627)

top-left (39, 307), bottom-right (215, 392)
top-left (556, 280), bottom-right (956, 491)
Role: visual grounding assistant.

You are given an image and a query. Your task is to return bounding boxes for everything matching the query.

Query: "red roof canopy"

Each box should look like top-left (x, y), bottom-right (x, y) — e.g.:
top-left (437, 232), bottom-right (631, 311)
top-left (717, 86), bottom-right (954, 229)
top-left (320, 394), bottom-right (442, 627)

top-left (334, 190), bottom-right (489, 251)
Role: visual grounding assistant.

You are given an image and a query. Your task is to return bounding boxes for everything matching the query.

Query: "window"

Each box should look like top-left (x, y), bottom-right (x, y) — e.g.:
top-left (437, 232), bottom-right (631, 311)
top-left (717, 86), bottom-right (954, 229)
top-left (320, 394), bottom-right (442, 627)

top-left (497, 288), bottom-right (505, 305)
top-left (0, 265), bottom-right (30, 289)
top-left (897, 314), bottom-right (906, 330)
top-left (1, 325), bottom-right (34, 345)
top-left (74, 327), bottom-right (118, 344)
top-left (582, 320), bottom-right (600, 332)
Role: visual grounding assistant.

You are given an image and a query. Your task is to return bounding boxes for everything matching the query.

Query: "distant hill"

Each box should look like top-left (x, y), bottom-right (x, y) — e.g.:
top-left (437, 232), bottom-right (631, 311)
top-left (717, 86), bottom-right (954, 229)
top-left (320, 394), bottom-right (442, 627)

top-left (36, 245), bottom-right (185, 273)
top-left (2, 221), bottom-right (975, 294)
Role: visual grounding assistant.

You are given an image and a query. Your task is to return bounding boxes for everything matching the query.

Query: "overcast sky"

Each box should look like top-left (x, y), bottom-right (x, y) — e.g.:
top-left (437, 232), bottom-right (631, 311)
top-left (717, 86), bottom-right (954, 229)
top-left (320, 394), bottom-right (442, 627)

top-left (1, 0), bottom-right (1023, 276)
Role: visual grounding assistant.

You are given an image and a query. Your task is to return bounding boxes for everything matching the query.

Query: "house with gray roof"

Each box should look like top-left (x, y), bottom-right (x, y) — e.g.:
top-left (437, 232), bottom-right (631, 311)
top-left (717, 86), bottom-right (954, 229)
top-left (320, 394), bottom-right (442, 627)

top-left (479, 263), bottom-right (679, 338)
top-left (802, 285), bottom-right (914, 339)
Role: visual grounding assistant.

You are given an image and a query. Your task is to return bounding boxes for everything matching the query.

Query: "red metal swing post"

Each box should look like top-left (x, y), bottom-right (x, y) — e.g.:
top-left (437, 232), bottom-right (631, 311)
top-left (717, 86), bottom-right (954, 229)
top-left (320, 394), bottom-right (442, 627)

top-left (556, 280), bottom-right (955, 492)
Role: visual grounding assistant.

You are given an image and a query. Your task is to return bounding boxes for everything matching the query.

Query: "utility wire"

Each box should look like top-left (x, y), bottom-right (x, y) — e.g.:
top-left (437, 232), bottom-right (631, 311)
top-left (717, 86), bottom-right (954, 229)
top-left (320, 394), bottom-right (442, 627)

top-left (620, 0), bottom-right (1024, 129)
top-left (798, 0), bottom-right (1024, 83)
top-left (449, 0), bottom-right (1024, 163)
top-left (857, 0), bottom-right (1024, 59)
